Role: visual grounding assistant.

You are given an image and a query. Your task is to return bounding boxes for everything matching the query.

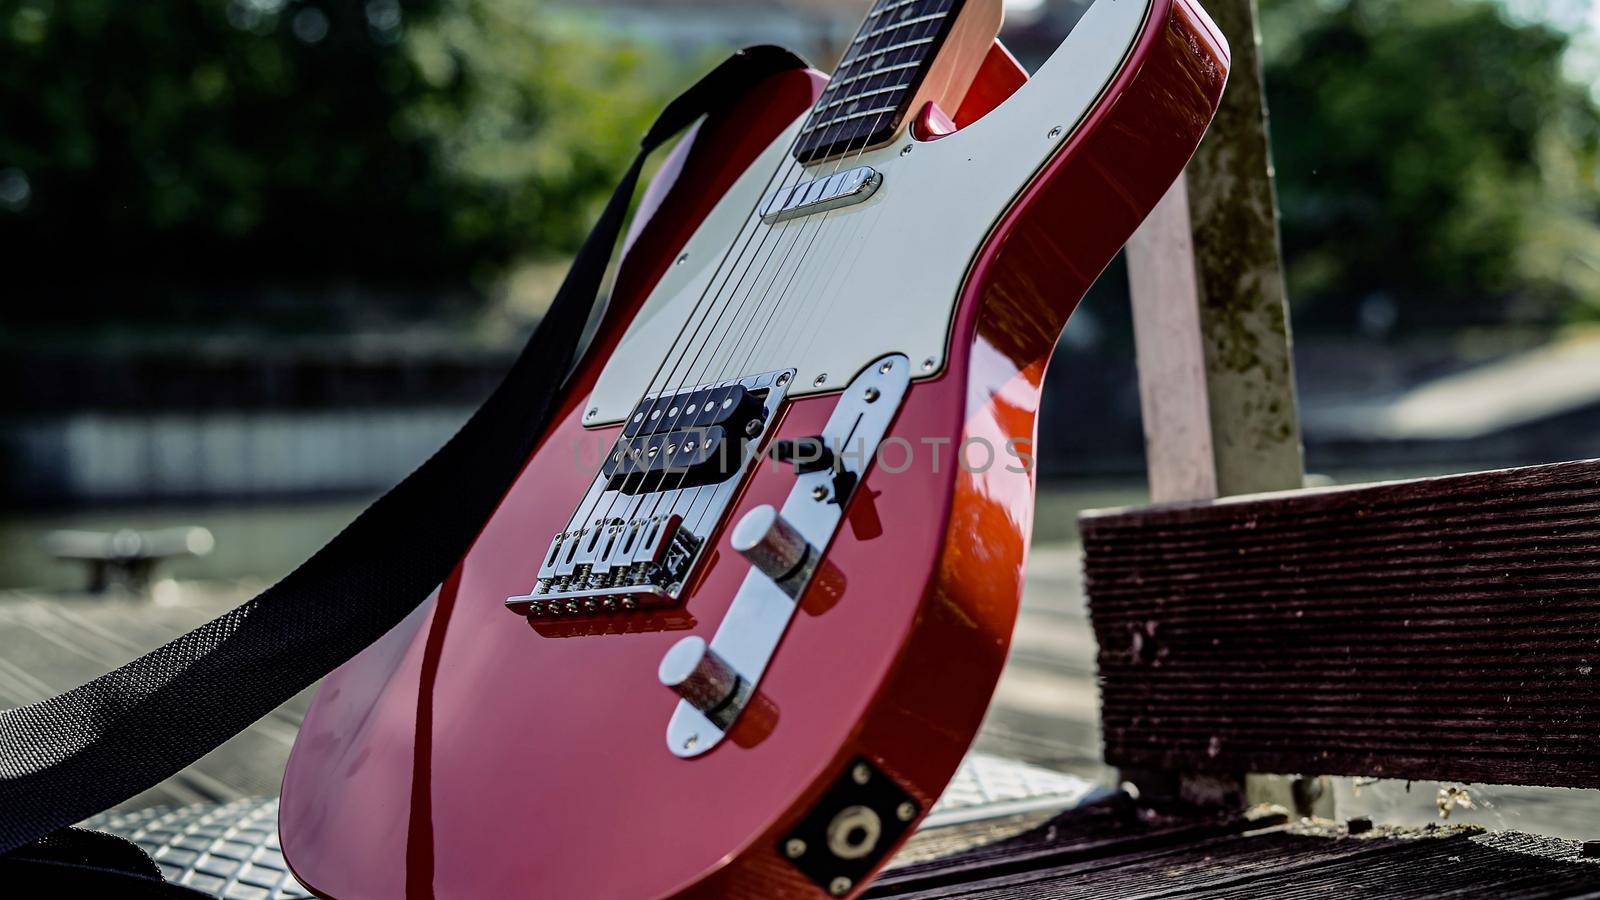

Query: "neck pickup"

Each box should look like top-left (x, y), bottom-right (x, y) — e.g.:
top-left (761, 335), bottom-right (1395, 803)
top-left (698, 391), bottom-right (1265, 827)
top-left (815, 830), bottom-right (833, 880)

top-left (760, 166), bottom-right (883, 223)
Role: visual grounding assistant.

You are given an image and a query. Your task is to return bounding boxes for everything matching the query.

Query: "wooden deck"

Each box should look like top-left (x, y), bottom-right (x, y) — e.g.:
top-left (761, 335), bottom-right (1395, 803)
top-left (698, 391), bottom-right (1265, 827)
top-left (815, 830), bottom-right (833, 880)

top-left (10, 525), bottom-right (1599, 898)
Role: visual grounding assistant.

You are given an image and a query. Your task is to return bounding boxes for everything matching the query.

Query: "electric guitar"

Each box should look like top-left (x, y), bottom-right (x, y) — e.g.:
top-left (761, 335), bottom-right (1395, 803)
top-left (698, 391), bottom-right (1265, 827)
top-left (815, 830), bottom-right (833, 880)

top-left (280, 0), bottom-right (1228, 895)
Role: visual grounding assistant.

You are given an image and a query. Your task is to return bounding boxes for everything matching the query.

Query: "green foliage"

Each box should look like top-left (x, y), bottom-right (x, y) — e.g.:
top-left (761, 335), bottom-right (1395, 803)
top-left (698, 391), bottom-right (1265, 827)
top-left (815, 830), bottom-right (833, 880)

top-left (7, 0), bottom-right (1599, 333)
top-left (0, 0), bottom-right (677, 326)
top-left (403, 0), bottom-right (687, 266)
top-left (1261, 0), bottom-right (1600, 329)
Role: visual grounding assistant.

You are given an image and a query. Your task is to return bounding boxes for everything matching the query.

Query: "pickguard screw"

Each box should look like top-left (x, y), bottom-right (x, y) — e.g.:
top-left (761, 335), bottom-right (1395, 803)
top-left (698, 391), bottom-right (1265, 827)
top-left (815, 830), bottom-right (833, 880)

top-left (811, 485), bottom-right (829, 501)
top-left (676, 253), bottom-right (689, 266)
top-left (896, 802), bottom-right (917, 822)
top-left (878, 361), bottom-right (893, 374)
top-left (1048, 125), bottom-right (1063, 139)
top-left (784, 838), bottom-right (807, 859)
top-left (586, 407), bottom-right (598, 419)
top-left (813, 373), bottom-right (828, 387)
top-left (683, 733), bottom-right (698, 750)
top-left (863, 386), bottom-right (880, 402)
top-left (829, 876), bottom-right (853, 896)
top-left (745, 418), bottom-right (763, 437)
top-left (777, 371), bottom-right (792, 387)
top-left (921, 357), bottom-right (936, 372)
top-left (899, 144), bottom-right (912, 157)
top-left (851, 762), bottom-right (871, 785)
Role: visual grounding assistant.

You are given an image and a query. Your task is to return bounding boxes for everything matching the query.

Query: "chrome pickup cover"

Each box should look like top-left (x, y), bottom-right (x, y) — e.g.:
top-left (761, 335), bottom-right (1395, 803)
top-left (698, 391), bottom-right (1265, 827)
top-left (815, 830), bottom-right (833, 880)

top-left (506, 368), bottom-right (795, 620)
top-left (759, 165), bottom-right (882, 223)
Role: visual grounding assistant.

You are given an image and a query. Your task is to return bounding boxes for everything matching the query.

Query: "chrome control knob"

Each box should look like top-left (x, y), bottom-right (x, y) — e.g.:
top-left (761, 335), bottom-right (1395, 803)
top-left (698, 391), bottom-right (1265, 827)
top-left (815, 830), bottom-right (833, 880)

top-left (659, 636), bottom-right (740, 716)
top-left (731, 504), bottom-right (813, 586)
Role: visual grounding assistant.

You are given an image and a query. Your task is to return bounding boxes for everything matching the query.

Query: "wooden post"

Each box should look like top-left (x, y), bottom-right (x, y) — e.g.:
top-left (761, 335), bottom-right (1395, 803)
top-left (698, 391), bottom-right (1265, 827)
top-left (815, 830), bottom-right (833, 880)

top-left (1119, 0), bottom-right (1327, 816)
top-left (1124, 0), bottom-right (1302, 504)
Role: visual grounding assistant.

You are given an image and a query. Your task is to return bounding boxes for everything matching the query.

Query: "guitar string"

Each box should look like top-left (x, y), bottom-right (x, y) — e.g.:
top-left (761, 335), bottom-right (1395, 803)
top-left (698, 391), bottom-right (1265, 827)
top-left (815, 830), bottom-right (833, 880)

top-left (586, 0), bottom-right (930, 526)
top-left (605, 0), bottom-right (934, 453)
top-left (639, 0), bottom-right (938, 440)
top-left (725, 0), bottom-right (958, 397)
top-left (558, 154), bottom-right (810, 544)
top-left (685, 0), bottom-right (955, 489)
top-left (786, 0), bottom-right (981, 376)
top-left (563, 0), bottom-right (952, 601)
top-left (576, 0), bottom-right (936, 530)
top-left (612, 42), bottom-right (919, 535)
top-left (628, 1), bottom-right (953, 525)
top-left (553, 50), bottom-right (844, 546)
top-left (606, 24), bottom-right (953, 578)
top-left (620, 0), bottom-right (947, 528)
top-left (693, 0), bottom-right (951, 395)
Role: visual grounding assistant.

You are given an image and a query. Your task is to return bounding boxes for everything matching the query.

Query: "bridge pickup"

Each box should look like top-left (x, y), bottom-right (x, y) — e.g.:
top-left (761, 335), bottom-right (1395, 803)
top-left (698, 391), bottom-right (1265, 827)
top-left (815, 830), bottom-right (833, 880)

top-left (604, 425), bottom-right (739, 493)
top-left (623, 384), bottom-right (764, 439)
top-left (760, 166), bottom-right (882, 224)
top-left (506, 368), bottom-right (794, 625)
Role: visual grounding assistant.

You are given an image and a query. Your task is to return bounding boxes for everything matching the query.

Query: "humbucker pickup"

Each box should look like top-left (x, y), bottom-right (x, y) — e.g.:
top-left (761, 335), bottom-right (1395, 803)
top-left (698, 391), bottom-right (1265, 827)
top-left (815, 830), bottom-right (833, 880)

top-left (604, 425), bottom-right (736, 492)
top-left (606, 384), bottom-right (766, 494)
top-left (623, 383), bottom-right (764, 438)
top-left (507, 368), bottom-right (794, 622)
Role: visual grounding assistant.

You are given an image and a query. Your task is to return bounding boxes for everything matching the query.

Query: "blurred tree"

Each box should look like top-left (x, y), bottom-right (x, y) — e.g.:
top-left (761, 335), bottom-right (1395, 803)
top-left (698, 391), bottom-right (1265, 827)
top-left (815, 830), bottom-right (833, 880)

top-left (0, 0), bottom-right (677, 329)
top-left (1261, 0), bottom-right (1600, 332)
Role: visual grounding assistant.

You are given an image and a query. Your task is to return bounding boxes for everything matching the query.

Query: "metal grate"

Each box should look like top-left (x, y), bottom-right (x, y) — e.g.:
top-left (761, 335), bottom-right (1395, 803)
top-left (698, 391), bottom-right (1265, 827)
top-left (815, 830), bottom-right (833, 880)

top-left (83, 754), bottom-right (1098, 897)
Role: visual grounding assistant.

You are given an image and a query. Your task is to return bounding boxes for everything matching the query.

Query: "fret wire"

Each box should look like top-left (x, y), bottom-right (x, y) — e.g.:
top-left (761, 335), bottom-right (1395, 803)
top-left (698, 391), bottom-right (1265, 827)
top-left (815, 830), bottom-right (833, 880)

top-left (824, 59), bottom-right (922, 92)
top-left (807, 103), bottom-right (903, 132)
top-left (816, 81), bottom-right (911, 113)
top-left (832, 47), bottom-right (921, 80)
top-left (840, 4), bottom-right (949, 61)
top-left (851, 11), bottom-right (947, 45)
top-left (838, 35), bottom-right (934, 70)
top-left (800, 0), bottom-right (951, 152)
top-left (865, 0), bottom-right (922, 21)
top-left (836, 1), bottom-right (949, 71)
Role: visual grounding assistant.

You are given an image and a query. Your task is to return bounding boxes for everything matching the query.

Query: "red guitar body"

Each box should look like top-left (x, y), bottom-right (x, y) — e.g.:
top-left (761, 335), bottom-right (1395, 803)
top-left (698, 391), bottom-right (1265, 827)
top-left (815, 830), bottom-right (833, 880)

top-left (281, 1), bottom-right (1228, 895)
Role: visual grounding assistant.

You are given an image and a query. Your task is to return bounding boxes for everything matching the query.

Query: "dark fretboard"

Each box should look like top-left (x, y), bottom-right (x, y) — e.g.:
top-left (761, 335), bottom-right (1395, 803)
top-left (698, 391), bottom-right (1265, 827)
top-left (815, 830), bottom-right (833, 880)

top-left (793, 0), bottom-right (964, 164)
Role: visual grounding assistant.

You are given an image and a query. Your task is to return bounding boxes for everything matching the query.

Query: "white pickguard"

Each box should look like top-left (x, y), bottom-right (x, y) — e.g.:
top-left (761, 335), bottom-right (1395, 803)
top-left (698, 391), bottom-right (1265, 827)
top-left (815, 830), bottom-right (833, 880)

top-left (586, 0), bottom-right (1151, 424)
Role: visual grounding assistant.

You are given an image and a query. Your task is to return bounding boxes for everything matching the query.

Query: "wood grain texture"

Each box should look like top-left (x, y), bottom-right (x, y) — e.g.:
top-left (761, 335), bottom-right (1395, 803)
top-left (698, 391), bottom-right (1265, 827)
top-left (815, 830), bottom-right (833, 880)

top-left (1082, 458), bottom-right (1600, 788)
top-left (867, 799), bottom-right (1599, 898)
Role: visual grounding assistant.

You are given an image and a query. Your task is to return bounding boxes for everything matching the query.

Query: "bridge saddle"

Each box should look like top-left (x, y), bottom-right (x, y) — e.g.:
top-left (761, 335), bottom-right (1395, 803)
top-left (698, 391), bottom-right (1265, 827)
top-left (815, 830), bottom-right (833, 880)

top-left (506, 368), bottom-right (795, 620)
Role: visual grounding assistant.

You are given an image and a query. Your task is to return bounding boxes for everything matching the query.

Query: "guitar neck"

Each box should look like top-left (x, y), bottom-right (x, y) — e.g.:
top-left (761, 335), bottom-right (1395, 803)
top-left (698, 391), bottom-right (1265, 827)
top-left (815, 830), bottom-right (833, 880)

top-left (793, 0), bottom-right (969, 164)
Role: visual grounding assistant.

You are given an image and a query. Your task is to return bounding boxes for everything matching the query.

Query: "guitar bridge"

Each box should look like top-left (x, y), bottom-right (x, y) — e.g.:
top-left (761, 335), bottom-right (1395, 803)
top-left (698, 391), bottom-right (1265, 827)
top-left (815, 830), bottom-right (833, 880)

top-left (506, 368), bottom-right (795, 620)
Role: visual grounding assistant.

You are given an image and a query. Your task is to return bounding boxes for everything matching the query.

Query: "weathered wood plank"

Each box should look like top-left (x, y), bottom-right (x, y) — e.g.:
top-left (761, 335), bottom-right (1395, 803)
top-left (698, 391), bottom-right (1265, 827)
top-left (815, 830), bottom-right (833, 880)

top-left (1125, 180), bottom-right (1219, 503)
top-left (1123, 0), bottom-right (1304, 504)
top-left (868, 800), bottom-right (1597, 898)
top-left (1082, 458), bottom-right (1600, 789)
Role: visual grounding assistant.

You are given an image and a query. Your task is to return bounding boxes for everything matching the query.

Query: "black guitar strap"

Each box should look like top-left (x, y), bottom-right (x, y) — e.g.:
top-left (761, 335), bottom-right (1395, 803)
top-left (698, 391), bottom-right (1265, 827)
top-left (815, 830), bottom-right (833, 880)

top-left (0, 44), bottom-right (805, 889)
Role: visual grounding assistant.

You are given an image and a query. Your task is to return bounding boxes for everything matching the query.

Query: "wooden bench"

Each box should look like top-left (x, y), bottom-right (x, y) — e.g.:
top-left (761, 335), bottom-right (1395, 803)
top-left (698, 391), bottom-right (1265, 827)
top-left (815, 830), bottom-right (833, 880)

top-left (1085, 459), bottom-right (1600, 790)
top-left (856, 460), bottom-right (1600, 896)
top-left (44, 527), bottom-right (214, 594)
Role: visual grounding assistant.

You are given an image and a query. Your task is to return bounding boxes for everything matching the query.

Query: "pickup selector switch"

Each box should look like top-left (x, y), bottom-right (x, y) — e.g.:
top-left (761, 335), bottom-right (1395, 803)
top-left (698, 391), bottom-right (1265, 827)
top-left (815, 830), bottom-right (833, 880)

top-left (769, 436), bottom-right (836, 474)
top-left (731, 504), bottom-right (814, 589)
